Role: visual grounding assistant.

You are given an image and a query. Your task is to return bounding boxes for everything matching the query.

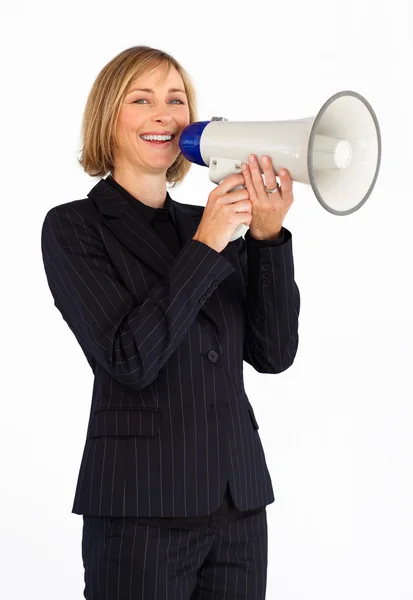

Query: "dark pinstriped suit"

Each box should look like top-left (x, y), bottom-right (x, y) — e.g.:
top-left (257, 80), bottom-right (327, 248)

top-left (41, 176), bottom-right (300, 599)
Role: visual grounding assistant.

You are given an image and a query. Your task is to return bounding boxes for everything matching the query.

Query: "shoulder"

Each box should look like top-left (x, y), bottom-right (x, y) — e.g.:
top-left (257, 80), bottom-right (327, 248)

top-left (41, 197), bottom-right (103, 242)
top-left (43, 197), bottom-right (100, 225)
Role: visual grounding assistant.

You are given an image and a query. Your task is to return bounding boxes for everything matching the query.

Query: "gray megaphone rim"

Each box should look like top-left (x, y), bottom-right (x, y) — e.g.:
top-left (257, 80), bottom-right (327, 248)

top-left (308, 90), bottom-right (382, 216)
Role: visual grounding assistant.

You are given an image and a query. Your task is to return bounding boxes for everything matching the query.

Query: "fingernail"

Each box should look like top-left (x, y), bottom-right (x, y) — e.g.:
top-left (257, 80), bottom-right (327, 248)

top-left (248, 155), bottom-right (255, 164)
top-left (280, 169), bottom-right (286, 176)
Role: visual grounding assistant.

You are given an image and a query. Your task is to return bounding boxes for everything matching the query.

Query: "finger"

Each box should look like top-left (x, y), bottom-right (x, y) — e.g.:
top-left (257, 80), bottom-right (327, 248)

top-left (247, 154), bottom-right (267, 195)
top-left (279, 169), bottom-right (294, 202)
top-left (217, 172), bottom-right (246, 194)
top-left (241, 163), bottom-right (258, 201)
top-left (261, 156), bottom-right (278, 191)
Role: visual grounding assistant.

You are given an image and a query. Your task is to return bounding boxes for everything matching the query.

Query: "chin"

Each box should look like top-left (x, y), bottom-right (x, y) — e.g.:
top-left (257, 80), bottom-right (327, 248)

top-left (150, 159), bottom-right (176, 172)
top-left (144, 154), bottom-right (179, 172)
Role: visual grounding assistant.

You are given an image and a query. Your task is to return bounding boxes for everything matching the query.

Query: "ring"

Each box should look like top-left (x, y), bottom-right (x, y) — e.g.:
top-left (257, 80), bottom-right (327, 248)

top-left (265, 183), bottom-right (280, 194)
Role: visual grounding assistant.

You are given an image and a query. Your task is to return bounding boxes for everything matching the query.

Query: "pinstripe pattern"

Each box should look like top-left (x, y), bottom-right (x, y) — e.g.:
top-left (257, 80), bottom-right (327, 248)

top-left (40, 177), bottom-right (300, 520)
top-left (82, 509), bottom-right (268, 599)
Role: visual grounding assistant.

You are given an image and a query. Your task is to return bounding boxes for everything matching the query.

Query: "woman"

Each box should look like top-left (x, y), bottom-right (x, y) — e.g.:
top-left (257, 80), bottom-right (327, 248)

top-left (41, 45), bottom-right (300, 599)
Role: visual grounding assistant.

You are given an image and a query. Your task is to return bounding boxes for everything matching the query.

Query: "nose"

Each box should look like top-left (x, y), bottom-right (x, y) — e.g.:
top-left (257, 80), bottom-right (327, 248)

top-left (152, 107), bottom-right (173, 124)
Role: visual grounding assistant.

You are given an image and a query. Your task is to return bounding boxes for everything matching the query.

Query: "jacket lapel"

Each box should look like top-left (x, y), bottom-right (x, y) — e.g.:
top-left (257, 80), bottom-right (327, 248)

top-left (88, 178), bottom-right (234, 327)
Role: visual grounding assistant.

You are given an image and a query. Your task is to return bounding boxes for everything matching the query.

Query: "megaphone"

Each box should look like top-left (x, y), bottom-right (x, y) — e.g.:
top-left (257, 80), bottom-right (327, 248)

top-left (179, 90), bottom-right (382, 241)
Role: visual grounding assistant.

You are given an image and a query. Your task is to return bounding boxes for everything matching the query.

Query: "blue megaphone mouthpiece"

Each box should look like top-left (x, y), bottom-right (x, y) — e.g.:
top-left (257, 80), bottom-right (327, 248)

top-left (178, 121), bottom-right (210, 166)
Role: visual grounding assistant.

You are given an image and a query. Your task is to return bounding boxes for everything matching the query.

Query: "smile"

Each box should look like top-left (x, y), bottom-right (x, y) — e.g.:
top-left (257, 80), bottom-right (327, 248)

top-left (139, 136), bottom-right (175, 148)
top-left (141, 134), bottom-right (174, 141)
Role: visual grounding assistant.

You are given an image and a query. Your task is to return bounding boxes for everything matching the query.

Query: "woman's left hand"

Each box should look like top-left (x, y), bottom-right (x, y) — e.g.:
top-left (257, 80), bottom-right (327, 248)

top-left (242, 154), bottom-right (294, 240)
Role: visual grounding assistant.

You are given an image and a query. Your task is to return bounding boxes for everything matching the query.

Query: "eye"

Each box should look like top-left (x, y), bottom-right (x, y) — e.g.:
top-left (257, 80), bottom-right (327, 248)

top-left (132, 98), bottom-right (185, 105)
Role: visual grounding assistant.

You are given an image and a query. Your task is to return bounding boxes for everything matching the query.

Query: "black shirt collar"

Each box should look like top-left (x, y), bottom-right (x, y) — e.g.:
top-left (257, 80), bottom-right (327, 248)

top-left (105, 175), bottom-right (173, 223)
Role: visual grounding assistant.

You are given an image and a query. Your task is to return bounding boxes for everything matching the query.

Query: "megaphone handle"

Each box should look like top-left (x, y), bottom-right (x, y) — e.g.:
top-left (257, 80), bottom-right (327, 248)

top-left (209, 158), bottom-right (250, 242)
top-left (225, 183), bottom-right (250, 242)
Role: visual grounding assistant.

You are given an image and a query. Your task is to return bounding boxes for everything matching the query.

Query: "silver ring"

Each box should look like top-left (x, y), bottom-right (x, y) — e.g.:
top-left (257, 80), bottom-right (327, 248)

top-left (265, 184), bottom-right (280, 194)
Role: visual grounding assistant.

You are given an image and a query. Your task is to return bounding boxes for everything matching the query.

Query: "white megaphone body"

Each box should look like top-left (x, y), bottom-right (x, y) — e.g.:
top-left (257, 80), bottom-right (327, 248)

top-left (179, 90), bottom-right (382, 242)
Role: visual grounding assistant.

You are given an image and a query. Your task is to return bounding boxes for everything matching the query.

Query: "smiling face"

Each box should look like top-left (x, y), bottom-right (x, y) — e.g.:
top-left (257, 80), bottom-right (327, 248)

top-left (113, 63), bottom-right (190, 178)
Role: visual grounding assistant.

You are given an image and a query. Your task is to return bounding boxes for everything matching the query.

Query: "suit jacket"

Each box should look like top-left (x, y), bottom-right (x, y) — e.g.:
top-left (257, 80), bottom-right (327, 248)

top-left (40, 177), bottom-right (300, 518)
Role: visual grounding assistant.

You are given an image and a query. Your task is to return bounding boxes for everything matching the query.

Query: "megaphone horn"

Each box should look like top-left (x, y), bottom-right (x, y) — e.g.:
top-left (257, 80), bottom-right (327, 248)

top-left (179, 90), bottom-right (382, 240)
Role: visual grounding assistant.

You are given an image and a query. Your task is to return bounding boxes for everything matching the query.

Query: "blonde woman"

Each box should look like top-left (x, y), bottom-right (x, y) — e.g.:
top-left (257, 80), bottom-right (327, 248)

top-left (41, 45), bottom-right (300, 599)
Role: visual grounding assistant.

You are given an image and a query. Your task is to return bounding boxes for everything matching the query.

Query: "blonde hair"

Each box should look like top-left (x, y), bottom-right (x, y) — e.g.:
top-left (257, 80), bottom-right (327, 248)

top-left (78, 46), bottom-right (198, 187)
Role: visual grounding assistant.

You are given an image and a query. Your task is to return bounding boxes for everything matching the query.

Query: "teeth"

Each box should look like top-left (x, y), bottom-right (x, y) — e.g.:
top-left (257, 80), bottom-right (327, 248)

top-left (141, 135), bottom-right (173, 141)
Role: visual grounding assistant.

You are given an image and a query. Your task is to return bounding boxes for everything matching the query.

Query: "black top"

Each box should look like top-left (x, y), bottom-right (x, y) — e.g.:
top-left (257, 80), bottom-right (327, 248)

top-left (106, 175), bottom-right (182, 257)
top-left (105, 175), bottom-right (286, 255)
top-left (90, 175), bottom-right (285, 523)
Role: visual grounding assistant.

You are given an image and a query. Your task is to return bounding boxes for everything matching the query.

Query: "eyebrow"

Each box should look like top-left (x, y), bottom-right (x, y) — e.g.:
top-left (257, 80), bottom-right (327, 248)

top-left (127, 87), bottom-right (187, 95)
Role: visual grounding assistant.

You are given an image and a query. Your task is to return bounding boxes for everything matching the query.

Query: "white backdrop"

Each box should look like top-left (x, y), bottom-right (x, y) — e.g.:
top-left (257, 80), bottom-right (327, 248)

top-left (1, 0), bottom-right (412, 598)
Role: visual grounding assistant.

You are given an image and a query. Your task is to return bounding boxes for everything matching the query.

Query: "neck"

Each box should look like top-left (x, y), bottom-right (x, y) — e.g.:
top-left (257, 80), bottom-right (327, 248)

top-left (111, 166), bottom-right (168, 209)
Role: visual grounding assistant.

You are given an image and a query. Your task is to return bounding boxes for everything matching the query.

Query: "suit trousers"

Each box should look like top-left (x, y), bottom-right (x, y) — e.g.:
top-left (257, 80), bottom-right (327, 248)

top-left (81, 483), bottom-right (268, 599)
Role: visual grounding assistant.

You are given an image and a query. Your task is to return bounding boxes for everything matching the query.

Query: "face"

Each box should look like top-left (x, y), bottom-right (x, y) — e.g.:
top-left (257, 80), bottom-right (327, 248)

top-left (113, 64), bottom-right (190, 177)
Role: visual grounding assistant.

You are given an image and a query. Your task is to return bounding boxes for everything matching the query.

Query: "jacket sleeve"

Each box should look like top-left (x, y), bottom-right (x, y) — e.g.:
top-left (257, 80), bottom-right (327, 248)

top-left (40, 205), bottom-right (235, 391)
top-left (236, 227), bottom-right (300, 373)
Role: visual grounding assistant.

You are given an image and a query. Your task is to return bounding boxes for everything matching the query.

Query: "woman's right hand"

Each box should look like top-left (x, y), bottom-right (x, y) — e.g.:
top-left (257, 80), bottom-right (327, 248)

top-left (192, 173), bottom-right (252, 253)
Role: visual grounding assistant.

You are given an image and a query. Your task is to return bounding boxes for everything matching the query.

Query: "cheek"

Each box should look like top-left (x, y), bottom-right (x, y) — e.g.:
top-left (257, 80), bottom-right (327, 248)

top-left (117, 108), bottom-right (140, 134)
top-left (178, 107), bottom-right (190, 128)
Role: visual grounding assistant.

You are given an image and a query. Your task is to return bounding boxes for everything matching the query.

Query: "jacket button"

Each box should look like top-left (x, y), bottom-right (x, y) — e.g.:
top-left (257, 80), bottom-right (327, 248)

top-left (261, 264), bottom-right (270, 271)
top-left (200, 295), bottom-right (206, 304)
top-left (212, 281), bottom-right (218, 289)
top-left (207, 350), bottom-right (219, 362)
top-left (263, 280), bottom-right (271, 287)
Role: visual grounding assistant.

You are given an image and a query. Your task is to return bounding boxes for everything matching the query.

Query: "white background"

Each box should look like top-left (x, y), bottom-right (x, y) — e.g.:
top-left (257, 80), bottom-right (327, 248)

top-left (1, 0), bottom-right (412, 598)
